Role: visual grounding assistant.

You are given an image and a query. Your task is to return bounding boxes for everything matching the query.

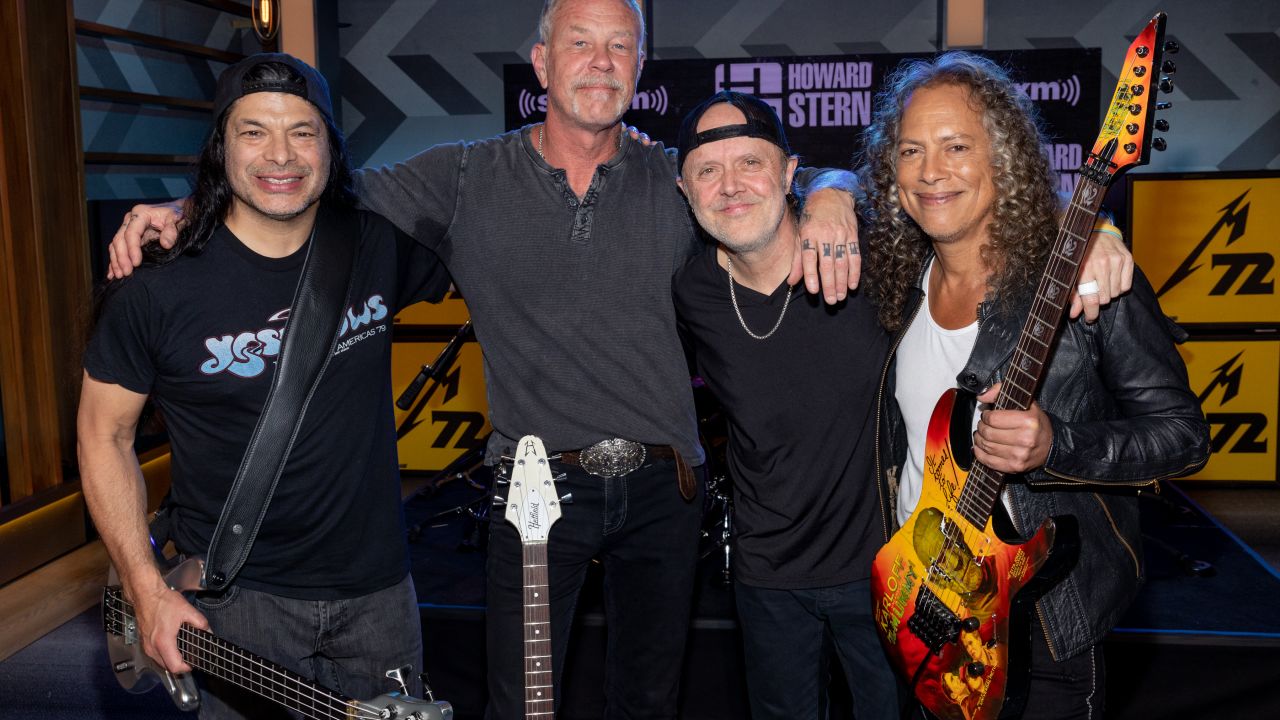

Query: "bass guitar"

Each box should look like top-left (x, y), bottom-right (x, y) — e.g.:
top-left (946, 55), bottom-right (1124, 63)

top-left (870, 13), bottom-right (1176, 720)
top-left (494, 435), bottom-right (567, 719)
top-left (103, 559), bottom-right (453, 719)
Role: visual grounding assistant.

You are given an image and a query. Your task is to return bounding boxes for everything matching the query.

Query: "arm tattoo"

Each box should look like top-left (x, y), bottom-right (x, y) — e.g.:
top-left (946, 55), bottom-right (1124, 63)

top-left (822, 243), bottom-right (832, 257)
top-left (835, 245), bottom-right (846, 259)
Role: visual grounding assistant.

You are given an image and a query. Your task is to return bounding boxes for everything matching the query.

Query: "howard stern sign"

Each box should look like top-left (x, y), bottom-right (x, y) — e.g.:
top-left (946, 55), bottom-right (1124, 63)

top-left (505, 49), bottom-right (1100, 193)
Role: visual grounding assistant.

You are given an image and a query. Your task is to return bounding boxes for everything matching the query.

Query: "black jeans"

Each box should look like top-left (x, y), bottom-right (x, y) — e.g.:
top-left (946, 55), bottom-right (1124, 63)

top-left (1018, 617), bottom-right (1105, 720)
top-left (484, 457), bottom-right (703, 719)
top-left (735, 579), bottom-right (900, 720)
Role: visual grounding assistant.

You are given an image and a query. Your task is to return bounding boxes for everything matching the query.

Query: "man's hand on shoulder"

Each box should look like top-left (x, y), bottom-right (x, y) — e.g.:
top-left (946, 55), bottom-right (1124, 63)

top-left (107, 200), bottom-right (188, 279)
top-left (790, 187), bottom-right (861, 304)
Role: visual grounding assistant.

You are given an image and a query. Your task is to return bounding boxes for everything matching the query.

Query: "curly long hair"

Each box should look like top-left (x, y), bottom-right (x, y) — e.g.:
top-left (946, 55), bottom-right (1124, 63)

top-left (858, 52), bottom-right (1060, 332)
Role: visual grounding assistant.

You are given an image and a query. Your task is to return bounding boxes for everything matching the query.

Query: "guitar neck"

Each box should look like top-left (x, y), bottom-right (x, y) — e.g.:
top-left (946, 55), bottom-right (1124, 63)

top-left (177, 625), bottom-right (361, 719)
top-left (994, 166), bottom-right (1112, 414)
top-left (105, 590), bottom-right (361, 720)
top-left (523, 542), bottom-right (554, 719)
top-left (958, 154), bottom-right (1114, 529)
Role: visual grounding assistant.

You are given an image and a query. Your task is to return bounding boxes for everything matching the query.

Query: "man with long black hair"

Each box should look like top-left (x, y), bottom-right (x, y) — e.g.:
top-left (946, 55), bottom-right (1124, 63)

top-left (78, 54), bottom-right (449, 719)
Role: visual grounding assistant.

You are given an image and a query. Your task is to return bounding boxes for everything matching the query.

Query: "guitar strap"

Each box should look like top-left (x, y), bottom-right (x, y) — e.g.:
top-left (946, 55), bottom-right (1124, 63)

top-left (201, 204), bottom-right (360, 592)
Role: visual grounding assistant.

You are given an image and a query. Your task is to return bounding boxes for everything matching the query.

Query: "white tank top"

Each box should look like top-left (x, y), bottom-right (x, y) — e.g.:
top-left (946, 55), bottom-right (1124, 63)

top-left (893, 258), bottom-right (980, 527)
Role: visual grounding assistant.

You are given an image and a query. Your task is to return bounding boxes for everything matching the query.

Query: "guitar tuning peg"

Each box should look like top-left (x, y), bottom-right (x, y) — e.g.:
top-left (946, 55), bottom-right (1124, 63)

top-left (1162, 59), bottom-right (1176, 74)
top-left (548, 453), bottom-right (563, 461)
top-left (494, 476), bottom-right (509, 486)
top-left (558, 492), bottom-right (574, 505)
top-left (492, 495), bottom-right (506, 507)
top-left (1156, 101), bottom-right (1172, 110)
top-left (1152, 137), bottom-right (1167, 151)
top-left (385, 665), bottom-right (412, 696)
top-left (1155, 118), bottom-right (1170, 132)
top-left (419, 671), bottom-right (437, 702)
top-left (1164, 39), bottom-right (1180, 54)
top-left (500, 455), bottom-right (514, 463)
top-left (554, 472), bottom-right (567, 481)
top-left (1159, 77), bottom-right (1174, 94)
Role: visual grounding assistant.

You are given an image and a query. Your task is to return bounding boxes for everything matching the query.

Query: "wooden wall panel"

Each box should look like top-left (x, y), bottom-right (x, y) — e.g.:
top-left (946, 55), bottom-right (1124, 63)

top-left (0, 0), bottom-right (90, 505)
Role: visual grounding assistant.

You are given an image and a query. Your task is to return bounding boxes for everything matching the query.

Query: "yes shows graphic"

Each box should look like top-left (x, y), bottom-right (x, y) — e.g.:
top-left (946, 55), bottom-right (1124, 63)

top-left (200, 296), bottom-right (388, 378)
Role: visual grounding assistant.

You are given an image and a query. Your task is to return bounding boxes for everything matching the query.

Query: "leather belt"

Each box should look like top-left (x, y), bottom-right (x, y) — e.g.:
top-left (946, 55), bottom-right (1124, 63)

top-left (558, 438), bottom-right (676, 478)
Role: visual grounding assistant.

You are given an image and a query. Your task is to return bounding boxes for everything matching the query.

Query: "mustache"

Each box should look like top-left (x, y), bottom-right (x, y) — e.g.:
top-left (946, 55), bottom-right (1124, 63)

top-left (571, 75), bottom-right (624, 92)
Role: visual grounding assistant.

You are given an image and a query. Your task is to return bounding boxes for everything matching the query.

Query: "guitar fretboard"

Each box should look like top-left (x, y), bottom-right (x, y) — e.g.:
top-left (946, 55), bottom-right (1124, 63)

top-left (955, 144), bottom-right (1116, 531)
top-left (103, 588), bottom-right (378, 720)
top-left (523, 542), bottom-right (554, 718)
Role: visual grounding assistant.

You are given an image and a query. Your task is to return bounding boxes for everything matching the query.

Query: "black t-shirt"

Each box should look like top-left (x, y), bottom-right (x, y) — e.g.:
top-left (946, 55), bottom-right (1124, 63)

top-left (673, 247), bottom-right (889, 589)
top-left (84, 210), bottom-right (450, 599)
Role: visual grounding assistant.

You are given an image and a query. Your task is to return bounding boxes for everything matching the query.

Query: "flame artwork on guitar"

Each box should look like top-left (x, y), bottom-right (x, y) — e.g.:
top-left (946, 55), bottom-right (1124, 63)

top-left (869, 13), bottom-right (1176, 720)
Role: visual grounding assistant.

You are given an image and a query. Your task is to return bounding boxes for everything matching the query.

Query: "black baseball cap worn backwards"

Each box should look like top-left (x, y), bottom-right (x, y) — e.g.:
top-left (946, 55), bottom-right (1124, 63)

top-left (213, 52), bottom-right (334, 124)
top-left (677, 91), bottom-right (792, 172)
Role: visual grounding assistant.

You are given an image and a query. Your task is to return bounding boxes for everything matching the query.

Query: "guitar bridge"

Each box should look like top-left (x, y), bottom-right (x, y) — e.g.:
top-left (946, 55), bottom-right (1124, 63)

top-left (906, 586), bottom-right (960, 653)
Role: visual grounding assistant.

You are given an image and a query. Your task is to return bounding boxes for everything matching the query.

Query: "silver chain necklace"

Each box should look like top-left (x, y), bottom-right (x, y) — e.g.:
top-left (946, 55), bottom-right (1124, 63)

top-left (726, 255), bottom-right (792, 340)
top-left (537, 123), bottom-right (622, 159)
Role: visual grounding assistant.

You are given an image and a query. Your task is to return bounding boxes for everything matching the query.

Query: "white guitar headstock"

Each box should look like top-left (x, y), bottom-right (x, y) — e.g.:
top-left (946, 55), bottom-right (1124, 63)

top-left (497, 435), bottom-right (563, 543)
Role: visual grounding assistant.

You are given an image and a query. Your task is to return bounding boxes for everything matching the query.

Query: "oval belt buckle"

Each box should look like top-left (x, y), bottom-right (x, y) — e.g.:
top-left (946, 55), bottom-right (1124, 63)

top-left (579, 439), bottom-right (646, 478)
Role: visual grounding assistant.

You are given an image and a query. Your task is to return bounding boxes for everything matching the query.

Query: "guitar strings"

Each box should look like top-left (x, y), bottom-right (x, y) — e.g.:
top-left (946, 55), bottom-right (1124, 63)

top-left (103, 597), bottom-right (383, 720)
top-left (924, 172), bottom-right (1108, 609)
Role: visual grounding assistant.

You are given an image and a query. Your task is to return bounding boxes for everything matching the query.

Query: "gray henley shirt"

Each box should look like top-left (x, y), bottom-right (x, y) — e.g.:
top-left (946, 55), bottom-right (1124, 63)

top-left (356, 127), bottom-right (705, 464)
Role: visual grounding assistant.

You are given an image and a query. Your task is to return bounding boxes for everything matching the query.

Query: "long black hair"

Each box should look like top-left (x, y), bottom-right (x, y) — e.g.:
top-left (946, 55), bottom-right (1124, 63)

top-left (145, 60), bottom-right (357, 265)
top-left (92, 61), bottom-right (357, 328)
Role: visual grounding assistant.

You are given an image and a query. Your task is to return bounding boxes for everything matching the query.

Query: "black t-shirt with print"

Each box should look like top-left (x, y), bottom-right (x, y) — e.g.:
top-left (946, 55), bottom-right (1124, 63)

top-left (84, 210), bottom-right (450, 599)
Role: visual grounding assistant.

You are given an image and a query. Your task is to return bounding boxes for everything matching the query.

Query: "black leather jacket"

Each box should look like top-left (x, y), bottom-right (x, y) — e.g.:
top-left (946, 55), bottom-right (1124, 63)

top-left (875, 260), bottom-right (1210, 661)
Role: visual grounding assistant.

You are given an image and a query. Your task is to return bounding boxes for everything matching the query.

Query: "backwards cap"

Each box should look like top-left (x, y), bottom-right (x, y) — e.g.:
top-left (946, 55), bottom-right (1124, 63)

top-left (677, 91), bottom-right (791, 171)
top-left (213, 52), bottom-right (334, 124)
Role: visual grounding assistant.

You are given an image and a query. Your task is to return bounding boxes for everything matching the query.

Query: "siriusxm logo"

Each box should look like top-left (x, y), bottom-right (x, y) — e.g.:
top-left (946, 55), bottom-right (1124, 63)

top-left (1017, 75), bottom-right (1082, 106)
top-left (515, 86), bottom-right (671, 119)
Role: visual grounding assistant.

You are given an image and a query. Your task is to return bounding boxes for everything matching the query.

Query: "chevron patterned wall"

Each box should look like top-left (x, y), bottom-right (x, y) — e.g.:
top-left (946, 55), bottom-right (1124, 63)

top-left (336, 0), bottom-right (1279, 174)
top-left (75, 0), bottom-right (258, 200)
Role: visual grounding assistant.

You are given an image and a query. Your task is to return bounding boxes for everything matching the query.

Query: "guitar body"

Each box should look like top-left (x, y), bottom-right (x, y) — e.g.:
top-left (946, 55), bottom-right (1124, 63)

top-left (103, 560), bottom-right (203, 710)
top-left (872, 389), bottom-right (1073, 720)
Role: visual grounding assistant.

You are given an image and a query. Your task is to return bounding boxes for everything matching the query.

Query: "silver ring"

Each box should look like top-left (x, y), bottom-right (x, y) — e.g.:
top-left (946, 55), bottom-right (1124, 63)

top-left (1077, 280), bottom-right (1100, 296)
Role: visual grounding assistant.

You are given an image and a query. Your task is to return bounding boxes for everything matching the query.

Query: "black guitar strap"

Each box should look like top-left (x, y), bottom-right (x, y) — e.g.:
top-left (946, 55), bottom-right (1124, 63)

top-left (202, 204), bottom-right (360, 592)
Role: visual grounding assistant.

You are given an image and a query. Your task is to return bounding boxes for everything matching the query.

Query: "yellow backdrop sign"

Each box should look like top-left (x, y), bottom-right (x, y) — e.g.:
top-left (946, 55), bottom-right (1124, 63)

top-left (1176, 339), bottom-right (1277, 482)
top-left (1130, 174), bottom-right (1279, 325)
top-left (391, 340), bottom-right (491, 473)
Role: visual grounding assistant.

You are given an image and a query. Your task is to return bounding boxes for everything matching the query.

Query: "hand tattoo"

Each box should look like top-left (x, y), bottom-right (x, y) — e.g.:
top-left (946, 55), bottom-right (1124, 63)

top-left (822, 243), bottom-right (832, 257)
top-left (835, 245), bottom-right (846, 259)
top-left (802, 239), bottom-right (815, 252)
top-left (849, 242), bottom-right (860, 256)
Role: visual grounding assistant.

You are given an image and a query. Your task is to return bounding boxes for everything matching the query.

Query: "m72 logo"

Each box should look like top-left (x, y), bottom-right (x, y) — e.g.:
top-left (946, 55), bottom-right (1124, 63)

top-left (1156, 190), bottom-right (1274, 299)
top-left (1198, 351), bottom-right (1267, 455)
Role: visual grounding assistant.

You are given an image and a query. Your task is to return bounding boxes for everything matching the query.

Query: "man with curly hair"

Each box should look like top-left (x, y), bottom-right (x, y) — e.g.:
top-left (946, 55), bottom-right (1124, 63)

top-left (860, 52), bottom-right (1209, 718)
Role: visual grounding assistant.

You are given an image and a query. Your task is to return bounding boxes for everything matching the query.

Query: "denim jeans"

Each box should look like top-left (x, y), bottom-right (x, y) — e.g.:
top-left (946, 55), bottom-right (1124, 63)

top-left (192, 574), bottom-right (424, 720)
top-left (735, 578), bottom-right (900, 720)
top-left (484, 457), bottom-right (704, 719)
